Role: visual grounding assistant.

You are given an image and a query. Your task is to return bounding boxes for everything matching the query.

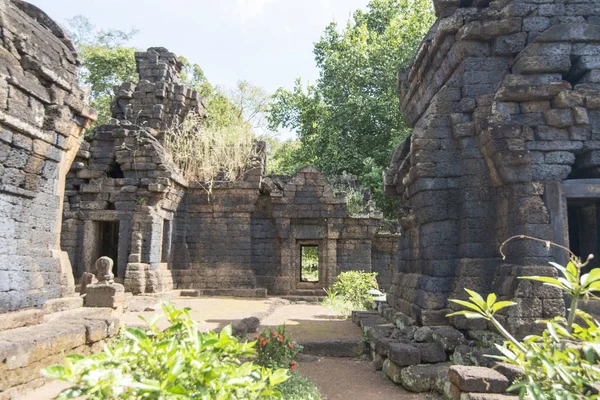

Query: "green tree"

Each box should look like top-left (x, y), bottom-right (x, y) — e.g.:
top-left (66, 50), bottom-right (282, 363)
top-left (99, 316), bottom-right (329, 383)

top-left (66, 16), bottom-right (138, 127)
top-left (268, 0), bottom-right (434, 217)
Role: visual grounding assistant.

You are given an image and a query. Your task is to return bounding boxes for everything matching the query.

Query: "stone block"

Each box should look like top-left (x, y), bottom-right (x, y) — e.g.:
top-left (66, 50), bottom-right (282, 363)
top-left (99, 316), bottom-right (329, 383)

top-left (414, 342), bottom-right (448, 363)
top-left (0, 309), bottom-right (44, 332)
top-left (382, 358), bottom-right (403, 384)
top-left (448, 365), bottom-right (509, 393)
top-left (387, 341), bottom-right (421, 367)
top-left (84, 283), bottom-right (126, 309)
top-left (414, 326), bottom-right (434, 342)
top-left (432, 326), bottom-right (466, 352)
top-left (400, 362), bottom-right (451, 393)
top-left (492, 362), bottom-right (524, 385)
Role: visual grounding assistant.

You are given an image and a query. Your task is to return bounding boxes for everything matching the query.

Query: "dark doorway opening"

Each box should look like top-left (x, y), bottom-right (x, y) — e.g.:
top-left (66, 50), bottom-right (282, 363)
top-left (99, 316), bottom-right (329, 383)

top-left (97, 221), bottom-right (119, 276)
top-left (300, 245), bottom-right (319, 282)
top-left (567, 199), bottom-right (600, 274)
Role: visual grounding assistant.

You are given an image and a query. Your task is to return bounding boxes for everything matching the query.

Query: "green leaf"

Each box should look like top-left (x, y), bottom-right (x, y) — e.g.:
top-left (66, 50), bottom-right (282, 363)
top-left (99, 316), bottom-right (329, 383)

top-left (566, 261), bottom-right (578, 281)
top-left (269, 368), bottom-right (289, 386)
top-left (464, 288), bottom-right (487, 310)
top-left (486, 293), bottom-right (497, 309)
top-left (491, 301), bottom-right (517, 313)
top-left (124, 327), bottom-right (148, 342)
top-left (42, 365), bottom-right (66, 379)
top-left (448, 299), bottom-right (484, 314)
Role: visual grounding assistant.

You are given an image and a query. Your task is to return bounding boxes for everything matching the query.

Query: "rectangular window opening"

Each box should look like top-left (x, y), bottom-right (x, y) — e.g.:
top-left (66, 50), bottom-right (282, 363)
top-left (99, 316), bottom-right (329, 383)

top-left (300, 245), bottom-right (319, 282)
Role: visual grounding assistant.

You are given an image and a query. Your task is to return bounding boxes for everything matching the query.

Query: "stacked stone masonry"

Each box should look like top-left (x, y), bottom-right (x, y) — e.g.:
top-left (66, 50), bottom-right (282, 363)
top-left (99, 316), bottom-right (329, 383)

top-left (385, 0), bottom-right (600, 335)
top-left (352, 306), bottom-right (522, 398)
top-left (0, 0), bottom-right (96, 313)
top-left (61, 48), bottom-right (398, 296)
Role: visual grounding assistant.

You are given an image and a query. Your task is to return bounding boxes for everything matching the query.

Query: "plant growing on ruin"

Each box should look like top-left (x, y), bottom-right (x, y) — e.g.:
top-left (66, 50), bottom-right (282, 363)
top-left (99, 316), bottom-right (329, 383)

top-left (255, 325), bottom-right (302, 370)
top-left (42, 302), bottom-right (288, 399)
top-left (448, 236), bottom-right (600, 400)
top-left (163, 111), bottom-right (257, 194)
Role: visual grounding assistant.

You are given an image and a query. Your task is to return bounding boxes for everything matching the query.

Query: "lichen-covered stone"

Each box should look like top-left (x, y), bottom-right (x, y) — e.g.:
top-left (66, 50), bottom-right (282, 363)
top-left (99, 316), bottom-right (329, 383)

top-left (400, 362), bottom-right (451, 393)
top-left (432, 326), bottom-right (466, 352)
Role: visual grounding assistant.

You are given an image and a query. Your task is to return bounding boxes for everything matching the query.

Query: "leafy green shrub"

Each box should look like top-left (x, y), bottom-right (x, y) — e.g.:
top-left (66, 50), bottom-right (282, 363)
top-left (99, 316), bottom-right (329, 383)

top-left (272, 372), bottom-right (323, 400)
top-left (321, 287), bottom-right (356, 316)
top-left (42, 302), bottom-right (288, 399)
top-left (449, 235), bottom-right (600, 400)
top-left (332, 271), bottom-right (379, 310)
top-left (255, 325), bottom-right (301, 370)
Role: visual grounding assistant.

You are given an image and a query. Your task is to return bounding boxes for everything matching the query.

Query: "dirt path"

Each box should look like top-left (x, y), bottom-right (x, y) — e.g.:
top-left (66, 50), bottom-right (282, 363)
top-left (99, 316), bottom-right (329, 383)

top-left (260, 303), bottom-right (360, 341)
top-left (299, 357), bottom-right (440, 400)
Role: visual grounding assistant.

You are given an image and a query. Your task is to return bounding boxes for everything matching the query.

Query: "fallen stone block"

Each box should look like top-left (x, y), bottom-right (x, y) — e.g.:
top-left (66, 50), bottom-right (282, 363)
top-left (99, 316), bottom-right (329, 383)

top-left (414, 326), bottom-right (434, 342)
top-left (374, 337), bottom-right (396, 356)
top-left (492, 362), bottom-right (524, 385)
top-left (382, 358), bottom-right (403, 384)
top-left (448, 365), bottom-right (510, 393)
top-left (367, 324), bottom-right (395, 345)
top-left (394, 312), bottom-right (416, 329)
top-left (400, 362), bottom-right (451, 393)
top-left (432, 326), bottom-right (466, 352)
top-left (414, 342), bottom-right (448, 363)
top-left (387, 341), bottom-right (421, 367)
top-left (451, 344), bottom-right (486, 366)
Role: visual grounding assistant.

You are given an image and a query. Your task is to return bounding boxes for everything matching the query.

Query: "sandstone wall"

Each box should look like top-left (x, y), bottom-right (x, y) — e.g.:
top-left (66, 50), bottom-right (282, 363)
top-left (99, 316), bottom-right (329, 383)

top-left (0, 0), bottom-right (95, 313)
top-left (385, 0), bottom-right (600, 334)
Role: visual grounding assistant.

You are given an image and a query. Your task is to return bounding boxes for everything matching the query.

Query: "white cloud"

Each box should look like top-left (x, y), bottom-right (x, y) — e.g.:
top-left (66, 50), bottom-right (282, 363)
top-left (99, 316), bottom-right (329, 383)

top-left (234, 0), bottom-right (279, 24)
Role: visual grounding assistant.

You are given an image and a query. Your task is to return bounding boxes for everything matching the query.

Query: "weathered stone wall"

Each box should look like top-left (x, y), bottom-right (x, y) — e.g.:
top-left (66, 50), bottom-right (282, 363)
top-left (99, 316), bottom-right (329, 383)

top-left (0, 0), bottom-right (95, 313)
top-left (371, 234), bottom-right (400, 292)
top-left (385, 0), bottom-right (600, 334)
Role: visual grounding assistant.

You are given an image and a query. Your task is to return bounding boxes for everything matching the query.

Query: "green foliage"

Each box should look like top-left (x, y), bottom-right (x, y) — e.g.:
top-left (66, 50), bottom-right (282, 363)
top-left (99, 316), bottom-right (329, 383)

top-left (265, 138), bottom-right (306, 176)
top-left (321, 288), bottom-right (356, 316)
top-left (42, 302), bottom-right (288, 399)
top-left (270, 372), bottom-right (323, 400)
top-left (255, 325), bottom-right (302, 370)
top-left (268, 0), bottom-right (435, 217)
top-left (66, 16), bottom-right (138, 128)
top-left (448, 236), bottom-right (600, 400)
top-left (330, 271), bottom-right (379, 311)
top-left (301, 246), bottom-right (319, 282)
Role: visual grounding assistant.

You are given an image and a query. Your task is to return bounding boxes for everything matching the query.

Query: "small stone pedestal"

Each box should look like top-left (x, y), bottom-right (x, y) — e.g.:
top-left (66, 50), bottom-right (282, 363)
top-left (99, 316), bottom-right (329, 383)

top-left (84, 256), bottom-right (126, 309)
top-left (85, 283), bottom-right (125, 308)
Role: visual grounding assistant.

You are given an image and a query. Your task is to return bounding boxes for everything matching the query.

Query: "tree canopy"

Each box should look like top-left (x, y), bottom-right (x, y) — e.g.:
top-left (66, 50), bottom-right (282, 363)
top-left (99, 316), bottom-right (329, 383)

top-left (267, 0), bottom-right (434, 217)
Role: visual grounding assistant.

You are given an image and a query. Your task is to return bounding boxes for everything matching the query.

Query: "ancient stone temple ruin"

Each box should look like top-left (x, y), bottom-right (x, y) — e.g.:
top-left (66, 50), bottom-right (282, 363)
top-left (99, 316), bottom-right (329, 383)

top-left (60, 47), bottom-right (398, 297)
top-left (0, 0), bottom-right (96, 313)
top-left (385, 0), bottom-right (600, 335)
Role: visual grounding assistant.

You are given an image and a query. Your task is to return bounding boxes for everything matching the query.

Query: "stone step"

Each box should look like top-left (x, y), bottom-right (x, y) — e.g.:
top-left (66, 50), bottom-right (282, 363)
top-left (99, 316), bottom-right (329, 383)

top-left (178, 288), bottom-right (267, 298)
top-left (298, 338), bottom-right (366, 357)
top-left (280, 295), bottom-right (326, 303)
top-left (42, 296), bottom-right (83, 314)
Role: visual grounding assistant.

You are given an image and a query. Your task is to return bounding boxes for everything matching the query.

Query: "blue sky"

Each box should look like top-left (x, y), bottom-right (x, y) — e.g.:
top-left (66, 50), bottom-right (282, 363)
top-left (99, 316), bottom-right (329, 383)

top-left (30, 0), bottom-right (370, 94)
